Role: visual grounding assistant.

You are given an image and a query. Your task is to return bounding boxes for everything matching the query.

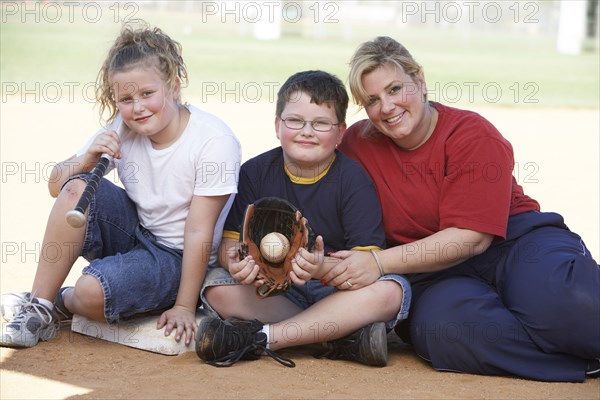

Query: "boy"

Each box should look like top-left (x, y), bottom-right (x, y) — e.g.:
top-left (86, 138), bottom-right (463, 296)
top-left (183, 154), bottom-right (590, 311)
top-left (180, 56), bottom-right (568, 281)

top-left (195, 70), bottom-right (411, 367)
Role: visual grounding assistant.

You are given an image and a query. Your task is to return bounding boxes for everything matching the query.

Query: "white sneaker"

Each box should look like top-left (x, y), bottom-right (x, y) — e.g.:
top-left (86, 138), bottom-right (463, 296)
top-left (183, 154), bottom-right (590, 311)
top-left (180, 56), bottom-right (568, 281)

top-left (1, 292), bottom-right (31, 322)
top-left (0, 295), bottom-right (58, 348)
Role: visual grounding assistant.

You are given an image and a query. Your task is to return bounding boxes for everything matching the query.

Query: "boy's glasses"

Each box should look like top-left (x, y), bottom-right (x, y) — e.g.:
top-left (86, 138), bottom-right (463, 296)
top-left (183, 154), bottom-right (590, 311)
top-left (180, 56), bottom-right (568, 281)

top-left (280, 117), bottom-right (340, 132)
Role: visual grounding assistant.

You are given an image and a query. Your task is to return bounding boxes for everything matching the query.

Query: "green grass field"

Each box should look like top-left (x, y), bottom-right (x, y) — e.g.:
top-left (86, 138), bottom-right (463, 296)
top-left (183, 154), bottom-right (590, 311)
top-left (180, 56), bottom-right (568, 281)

top-left (1, 4), bottom-right (598, 108)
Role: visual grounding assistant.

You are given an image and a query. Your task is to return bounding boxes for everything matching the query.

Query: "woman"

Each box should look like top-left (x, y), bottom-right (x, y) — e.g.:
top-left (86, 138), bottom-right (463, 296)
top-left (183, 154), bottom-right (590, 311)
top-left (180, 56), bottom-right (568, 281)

top-left (323, 36), bottom-right (599, 382)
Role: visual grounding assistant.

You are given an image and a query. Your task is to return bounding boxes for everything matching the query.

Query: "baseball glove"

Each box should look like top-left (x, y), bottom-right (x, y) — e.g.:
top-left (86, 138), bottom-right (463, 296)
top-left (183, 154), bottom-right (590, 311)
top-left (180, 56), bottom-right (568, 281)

top-left (238, 197), bottom-right (315, 298)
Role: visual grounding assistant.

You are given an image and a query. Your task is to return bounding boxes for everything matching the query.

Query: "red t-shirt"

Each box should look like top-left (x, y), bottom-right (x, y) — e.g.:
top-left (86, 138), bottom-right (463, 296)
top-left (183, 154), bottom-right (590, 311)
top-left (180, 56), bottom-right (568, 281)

top-left (339, 102), bottom-right (540, 246)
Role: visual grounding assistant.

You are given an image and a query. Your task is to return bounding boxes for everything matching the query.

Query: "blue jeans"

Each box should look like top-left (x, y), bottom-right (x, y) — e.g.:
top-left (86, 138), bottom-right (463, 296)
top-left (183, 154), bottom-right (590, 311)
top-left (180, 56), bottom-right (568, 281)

top-left (66, 175), bottom-right (184, 324)
top-left (201, 266), bottom-right (411, 329)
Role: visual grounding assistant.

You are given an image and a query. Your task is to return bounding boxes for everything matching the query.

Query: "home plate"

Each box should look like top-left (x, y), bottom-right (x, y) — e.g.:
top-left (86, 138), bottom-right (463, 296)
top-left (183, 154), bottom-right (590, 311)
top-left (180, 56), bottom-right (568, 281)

top-left (71, 310), bottom-right (208, 355)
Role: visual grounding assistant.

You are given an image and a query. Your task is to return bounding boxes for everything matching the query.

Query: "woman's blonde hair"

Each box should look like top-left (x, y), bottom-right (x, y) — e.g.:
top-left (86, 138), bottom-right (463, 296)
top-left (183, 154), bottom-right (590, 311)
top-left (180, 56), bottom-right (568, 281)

top-left (348, 36), bottom-right (423, 108)
top-left (95, 21), bottom-right (188, 123)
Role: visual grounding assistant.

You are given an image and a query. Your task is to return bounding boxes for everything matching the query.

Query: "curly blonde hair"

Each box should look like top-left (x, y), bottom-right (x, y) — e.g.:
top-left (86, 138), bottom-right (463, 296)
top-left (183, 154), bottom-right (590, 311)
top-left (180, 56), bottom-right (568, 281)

top-left (95, 21), bottom-right (188, 123)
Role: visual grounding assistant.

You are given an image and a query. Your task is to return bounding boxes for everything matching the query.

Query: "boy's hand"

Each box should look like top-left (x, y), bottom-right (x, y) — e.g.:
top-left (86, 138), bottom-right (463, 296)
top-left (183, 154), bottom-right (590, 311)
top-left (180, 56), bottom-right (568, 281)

top-left (238, 197), bottom-right (316, 298)
top-left (290, 235), bottom-right (324, 285)
top-left (227, 247), bottom-right (264, 287)
top-left (157, 305), bottom-right (197, 345)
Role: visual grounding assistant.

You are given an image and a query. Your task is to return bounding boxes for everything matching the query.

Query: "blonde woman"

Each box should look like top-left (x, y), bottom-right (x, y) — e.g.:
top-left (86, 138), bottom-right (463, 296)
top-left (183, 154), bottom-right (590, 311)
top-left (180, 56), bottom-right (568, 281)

top-left (328, 36), bottom-right (600, 382)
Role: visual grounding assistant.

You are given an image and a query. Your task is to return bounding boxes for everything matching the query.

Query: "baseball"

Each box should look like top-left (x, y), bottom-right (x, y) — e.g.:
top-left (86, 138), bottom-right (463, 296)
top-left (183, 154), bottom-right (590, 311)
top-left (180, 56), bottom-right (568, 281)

top-left (260, 232), bottom-right (290, 263)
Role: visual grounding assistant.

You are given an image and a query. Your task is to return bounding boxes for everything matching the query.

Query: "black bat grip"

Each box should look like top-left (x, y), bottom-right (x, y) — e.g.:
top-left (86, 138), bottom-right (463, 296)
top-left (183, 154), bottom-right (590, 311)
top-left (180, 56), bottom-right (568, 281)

top-left (65, 155), bottom-right (111, 228)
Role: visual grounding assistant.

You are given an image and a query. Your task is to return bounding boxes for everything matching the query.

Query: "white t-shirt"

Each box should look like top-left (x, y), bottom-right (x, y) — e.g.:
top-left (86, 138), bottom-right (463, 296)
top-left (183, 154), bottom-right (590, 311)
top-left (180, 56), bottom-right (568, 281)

top-left (78, 105), bottom-right (241, 265)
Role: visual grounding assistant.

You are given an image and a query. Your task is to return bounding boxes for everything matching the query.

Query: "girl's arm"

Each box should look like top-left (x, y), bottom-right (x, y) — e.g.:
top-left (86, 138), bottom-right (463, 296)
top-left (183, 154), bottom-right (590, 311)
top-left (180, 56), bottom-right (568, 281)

top-left (158, 194), bottom-right (230, 344)
top-left (48, 129), bottom-right (122, 197)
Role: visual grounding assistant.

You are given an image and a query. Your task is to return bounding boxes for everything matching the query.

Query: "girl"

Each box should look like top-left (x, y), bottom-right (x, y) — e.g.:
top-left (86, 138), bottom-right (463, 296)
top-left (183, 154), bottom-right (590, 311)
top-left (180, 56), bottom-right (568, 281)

top-left (1, 22), bottom-right (241, 348)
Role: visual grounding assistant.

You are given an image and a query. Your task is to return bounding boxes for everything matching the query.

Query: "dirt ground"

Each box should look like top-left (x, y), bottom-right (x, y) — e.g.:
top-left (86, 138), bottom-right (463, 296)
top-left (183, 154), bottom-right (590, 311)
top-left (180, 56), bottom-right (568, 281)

top-left (2, 328), bottom-right (599, 400)
top-left (1, 99), bottom-right (599, 399)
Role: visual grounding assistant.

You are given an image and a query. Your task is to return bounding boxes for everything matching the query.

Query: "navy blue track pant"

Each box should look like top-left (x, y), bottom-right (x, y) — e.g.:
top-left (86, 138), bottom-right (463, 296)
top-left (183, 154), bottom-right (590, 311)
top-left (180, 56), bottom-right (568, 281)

top-left (405, 211), bottom-right (600, 382)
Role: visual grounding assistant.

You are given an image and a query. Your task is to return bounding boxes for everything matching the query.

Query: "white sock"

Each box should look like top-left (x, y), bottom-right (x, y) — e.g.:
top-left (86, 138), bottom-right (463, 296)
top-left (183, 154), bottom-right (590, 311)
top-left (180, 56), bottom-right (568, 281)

top-left (261, 324), bottom-right (271, 349)
top-left (36, 297), bottom-right (53, 310)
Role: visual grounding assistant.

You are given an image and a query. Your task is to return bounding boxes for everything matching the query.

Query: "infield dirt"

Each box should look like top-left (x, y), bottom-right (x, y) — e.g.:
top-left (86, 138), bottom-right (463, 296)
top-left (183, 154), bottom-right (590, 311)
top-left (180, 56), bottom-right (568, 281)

top-left (1, 99), bottom-right (598, 399)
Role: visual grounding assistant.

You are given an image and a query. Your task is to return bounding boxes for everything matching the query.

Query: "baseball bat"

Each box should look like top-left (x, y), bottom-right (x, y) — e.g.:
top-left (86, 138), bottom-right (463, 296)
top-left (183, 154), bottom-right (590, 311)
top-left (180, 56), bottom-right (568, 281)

top-left (65, 123), bottom-right (126, 228)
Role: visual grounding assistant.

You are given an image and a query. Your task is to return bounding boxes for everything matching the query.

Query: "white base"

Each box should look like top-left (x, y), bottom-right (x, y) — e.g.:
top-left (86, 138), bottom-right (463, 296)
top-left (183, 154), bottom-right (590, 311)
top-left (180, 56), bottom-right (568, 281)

top-left (71, 311), bottom-right (206, 355)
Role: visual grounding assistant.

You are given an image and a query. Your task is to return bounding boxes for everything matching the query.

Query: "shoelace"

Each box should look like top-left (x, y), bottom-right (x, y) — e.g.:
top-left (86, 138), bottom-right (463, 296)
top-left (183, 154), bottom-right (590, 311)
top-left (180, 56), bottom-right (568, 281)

top-left (207, 341), bottom-right (262, 367)
top-left (208, 343), bottom-right (295, 368)
top-left (10, 296), bottom-right (55, 326)
top-left (207, 332), bottom-right (295, 368)
top-left (264, 348), bottom-right (295, 368)
top-left (4, 292), bottom-right (30, 302)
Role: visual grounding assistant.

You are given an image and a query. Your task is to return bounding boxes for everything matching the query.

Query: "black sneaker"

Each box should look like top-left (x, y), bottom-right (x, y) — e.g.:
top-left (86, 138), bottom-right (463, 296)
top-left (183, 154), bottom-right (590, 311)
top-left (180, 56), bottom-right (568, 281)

top-left (225, 317), bottom-right (264, 332)
top-left (314, 322), bottom-right (388, 367)
top-left (195, 316), bottom-right (295, 368)
top-left (54, 287), bottom-right (74, 324)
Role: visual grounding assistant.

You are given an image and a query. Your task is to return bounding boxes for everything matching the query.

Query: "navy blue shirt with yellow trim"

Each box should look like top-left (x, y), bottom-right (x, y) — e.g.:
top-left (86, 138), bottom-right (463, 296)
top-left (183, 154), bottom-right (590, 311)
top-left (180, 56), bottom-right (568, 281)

top-left (224, 147), bottom-right (385, 254)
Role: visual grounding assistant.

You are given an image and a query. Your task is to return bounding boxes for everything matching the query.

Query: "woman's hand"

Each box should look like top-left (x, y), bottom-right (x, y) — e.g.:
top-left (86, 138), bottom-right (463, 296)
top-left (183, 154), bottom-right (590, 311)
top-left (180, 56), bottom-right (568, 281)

top-left (322, 228), bottom-right (495, 288)
top-left (157, 304), bottom-right (197, 345)
top-left (321, 249), bottom-right (381, 290)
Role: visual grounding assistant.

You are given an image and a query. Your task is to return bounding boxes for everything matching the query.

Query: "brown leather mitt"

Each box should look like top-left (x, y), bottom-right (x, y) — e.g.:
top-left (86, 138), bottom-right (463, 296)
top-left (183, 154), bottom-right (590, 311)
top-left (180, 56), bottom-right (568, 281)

top-left (238, 197), bottom-right (315, 298)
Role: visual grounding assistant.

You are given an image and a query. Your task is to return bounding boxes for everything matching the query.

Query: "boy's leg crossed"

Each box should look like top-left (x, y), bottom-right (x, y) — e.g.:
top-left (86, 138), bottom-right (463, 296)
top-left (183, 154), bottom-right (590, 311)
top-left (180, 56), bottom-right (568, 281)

top-left (270, 280), bottom-right (403, 351)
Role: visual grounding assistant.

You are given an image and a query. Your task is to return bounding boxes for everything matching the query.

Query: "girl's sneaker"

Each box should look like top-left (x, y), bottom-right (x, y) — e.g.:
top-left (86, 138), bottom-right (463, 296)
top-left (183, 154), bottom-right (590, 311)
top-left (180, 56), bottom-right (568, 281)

top-left (0, 295), bottom-right (59, 348)
top-left (1, 292), bottom-right (31, 322)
